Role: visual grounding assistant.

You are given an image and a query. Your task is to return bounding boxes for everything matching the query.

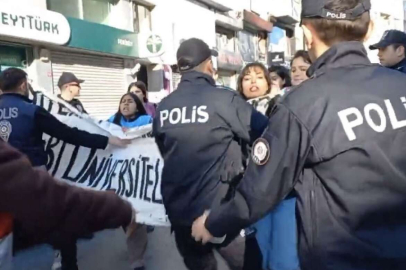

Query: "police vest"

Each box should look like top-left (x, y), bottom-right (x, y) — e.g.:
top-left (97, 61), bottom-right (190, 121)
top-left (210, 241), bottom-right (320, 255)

top-left (0, 94), bottom-right (46, 166)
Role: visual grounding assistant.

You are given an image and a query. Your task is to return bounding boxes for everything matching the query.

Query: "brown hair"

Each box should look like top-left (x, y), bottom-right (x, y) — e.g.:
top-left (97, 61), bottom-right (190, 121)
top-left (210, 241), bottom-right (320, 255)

top-left (301, 0), bottom-right (370, 46)
top-left (291, 50), bottom-right (312, 66)
top-left (237, 62), bottom-right (271, 99)
top-left (128, 81), bottom-right (148, 102)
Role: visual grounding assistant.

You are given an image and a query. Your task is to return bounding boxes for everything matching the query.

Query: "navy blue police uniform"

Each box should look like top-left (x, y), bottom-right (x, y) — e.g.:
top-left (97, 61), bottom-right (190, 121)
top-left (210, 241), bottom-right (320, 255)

top-left (152, 38), bottom-right (268, 270)
top-left (0, 93), bottom-right (108, 167)
top-left (370, 30), bottom-right (406, 74)
top-left (203, 1), bottom-right (406, 269)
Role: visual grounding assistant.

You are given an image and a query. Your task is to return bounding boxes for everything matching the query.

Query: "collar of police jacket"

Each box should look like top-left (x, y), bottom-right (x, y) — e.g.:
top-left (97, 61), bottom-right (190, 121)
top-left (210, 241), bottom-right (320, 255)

top-left (0, 93), bottom-right (33, 103)
top-left (389, 57), bottom-right (406, 71)
top-left (307, 41), bottom-right (371, 79)
top-left (180, 71), bottom-right (216, 86)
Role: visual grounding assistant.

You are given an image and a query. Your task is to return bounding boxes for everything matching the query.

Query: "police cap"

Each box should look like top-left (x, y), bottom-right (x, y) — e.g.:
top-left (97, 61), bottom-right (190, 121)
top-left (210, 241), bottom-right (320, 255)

top-left (301, 0), bottom-right (371, 21)
top-left (57, 72), bottom-right (85, 89)
top-left (369, 30), bottom-right (406, 50)
top-left (177, 38), bottom-right (218, 72)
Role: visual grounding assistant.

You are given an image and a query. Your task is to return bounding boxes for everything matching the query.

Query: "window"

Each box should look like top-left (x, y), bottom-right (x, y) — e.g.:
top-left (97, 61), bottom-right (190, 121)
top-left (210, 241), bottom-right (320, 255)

top-left (47, 0), bottom-right (134, 31)
top-left (238, 30), bottom-right (258, 63)
top-left (216, 26), bottom-right (236, 52)
top-left (47, 0), bottom-right (82, 19)
top-left (133, 3), bottom-right (152, 33)
top-left (83, 0), bottom-right (112, 25)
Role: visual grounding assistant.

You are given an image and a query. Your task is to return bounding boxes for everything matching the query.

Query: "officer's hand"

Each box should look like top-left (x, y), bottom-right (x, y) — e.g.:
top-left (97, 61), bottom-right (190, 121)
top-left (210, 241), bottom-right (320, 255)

top-left (108, 136), bottom-right (131, 148)
top-left (192, 211), bottom-right (213, 244)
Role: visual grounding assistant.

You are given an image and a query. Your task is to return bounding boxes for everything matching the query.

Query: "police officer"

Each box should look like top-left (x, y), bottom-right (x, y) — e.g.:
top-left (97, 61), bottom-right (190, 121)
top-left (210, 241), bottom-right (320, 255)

top-left (191, 0), bottom-right (406, 269)
top-left (57, 72), bottom-right (87, 113)
top-left (0, 68), bottom-right (128, 166)
top-left (370, 30), bottom-right (406, 73)
top-left (0, 68), bottom-right (128, 270)
top-left (152, 38), bottom-right (268, 270)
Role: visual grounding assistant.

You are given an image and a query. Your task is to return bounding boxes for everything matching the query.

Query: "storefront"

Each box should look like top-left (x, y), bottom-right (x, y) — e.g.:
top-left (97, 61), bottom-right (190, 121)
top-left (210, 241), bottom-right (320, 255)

top-left (48, 18), bottom-right (164, 119)
top-left (48, 18), bottom-right (135, 119)
top-left (0, 2), bottom-right (165, 119)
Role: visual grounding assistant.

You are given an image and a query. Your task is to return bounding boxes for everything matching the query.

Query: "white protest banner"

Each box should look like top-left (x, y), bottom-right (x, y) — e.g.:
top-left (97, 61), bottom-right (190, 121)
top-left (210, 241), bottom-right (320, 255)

top-left (30, 88), bottom-right (169, 226)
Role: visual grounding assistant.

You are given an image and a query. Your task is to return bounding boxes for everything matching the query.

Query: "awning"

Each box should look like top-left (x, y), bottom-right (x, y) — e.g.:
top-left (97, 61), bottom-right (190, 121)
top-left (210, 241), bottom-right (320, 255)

top-left (243, 10), bottom-right (273, 32)
top-left (194, 0), bottom-right (233, 12)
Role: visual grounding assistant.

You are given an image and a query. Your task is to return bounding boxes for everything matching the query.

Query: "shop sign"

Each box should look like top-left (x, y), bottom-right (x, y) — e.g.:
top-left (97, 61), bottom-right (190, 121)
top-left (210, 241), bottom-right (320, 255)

top-left (268, 52), bottom-right (285, 65)
top-left (0, 3), bottom-right (70, 45)
top-left (218, 50), bottom-right (243, 71)
top-left (138, 33), bottom-right (164, 58)
top-left (147, 35), bottom-right (163, 54)
top-left (66, 18), bottom-right (164, 58)
top-left (67, 18), bottom-right (139, 58)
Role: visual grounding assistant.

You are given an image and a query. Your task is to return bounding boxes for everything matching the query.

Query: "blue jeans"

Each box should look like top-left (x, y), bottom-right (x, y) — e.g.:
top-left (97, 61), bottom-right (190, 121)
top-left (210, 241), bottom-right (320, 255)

top-left (0, 234), bottom-right (13, 270)
top-left (12, 244), bottom-right (54, 270)
top-left (254, 197), bottom-right (300, 270)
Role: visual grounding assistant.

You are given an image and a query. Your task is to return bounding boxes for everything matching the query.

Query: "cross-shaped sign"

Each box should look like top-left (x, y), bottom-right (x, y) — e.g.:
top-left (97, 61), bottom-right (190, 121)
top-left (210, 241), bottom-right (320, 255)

top-left (147, 35), bottom-right (163, 54)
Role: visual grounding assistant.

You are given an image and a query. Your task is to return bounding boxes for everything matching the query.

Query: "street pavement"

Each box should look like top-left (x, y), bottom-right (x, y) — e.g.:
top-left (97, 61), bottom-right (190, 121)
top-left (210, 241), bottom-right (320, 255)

top-left (13, 227), bottom-right (229, 270)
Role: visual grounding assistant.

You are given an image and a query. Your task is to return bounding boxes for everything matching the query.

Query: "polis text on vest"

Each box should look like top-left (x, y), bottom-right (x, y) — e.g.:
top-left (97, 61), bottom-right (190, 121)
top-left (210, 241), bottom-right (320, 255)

top-left (0, 108), bottom-right (18, 120)
top-left (160, 106), bottom-right (209, 127)
top-left (338, 97), bottom-right (406, 141)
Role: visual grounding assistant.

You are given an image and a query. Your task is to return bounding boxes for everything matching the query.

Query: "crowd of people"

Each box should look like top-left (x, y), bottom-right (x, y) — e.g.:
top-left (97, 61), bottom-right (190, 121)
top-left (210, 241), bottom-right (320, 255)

top-left (3, 0), bottom-right (406, 269)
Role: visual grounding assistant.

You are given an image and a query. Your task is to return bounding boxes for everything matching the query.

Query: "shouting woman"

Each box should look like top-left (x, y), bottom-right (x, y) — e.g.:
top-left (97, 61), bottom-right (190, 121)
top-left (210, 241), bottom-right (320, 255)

top-left (237, 62), bottom-right (299, 270)
top-left (108, 92), bottom-right (152, 270)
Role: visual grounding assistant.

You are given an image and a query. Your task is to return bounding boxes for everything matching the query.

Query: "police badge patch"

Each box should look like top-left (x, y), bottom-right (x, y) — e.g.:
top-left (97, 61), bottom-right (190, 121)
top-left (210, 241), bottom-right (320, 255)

top-left (252, 138), bottom-right (270, 165)
top-left (0, 121), bottom-right (12, 142)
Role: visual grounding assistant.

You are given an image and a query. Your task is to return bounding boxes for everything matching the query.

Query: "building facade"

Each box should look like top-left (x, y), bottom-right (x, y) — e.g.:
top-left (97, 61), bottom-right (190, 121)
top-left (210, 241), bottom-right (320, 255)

top-left (0, 0), bottom-right (163, 119)
top-left (151, 0), bottom-right (274, 91)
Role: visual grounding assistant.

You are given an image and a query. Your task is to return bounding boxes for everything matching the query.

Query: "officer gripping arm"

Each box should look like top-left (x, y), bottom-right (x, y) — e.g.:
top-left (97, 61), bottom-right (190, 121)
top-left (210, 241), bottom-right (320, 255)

top-left (192, 102), bottom-right (312, 240)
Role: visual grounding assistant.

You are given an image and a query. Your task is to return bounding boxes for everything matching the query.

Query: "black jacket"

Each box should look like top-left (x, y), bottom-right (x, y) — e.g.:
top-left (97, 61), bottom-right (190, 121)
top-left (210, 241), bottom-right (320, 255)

top-left (0, 93), bottom-right (107, 166)
top-left (57, 95), bottom-right (87, 114)
top-left (152, 71), bottom-right (268, 226)
top-left (389, 57), bottom-right (406, 74)
top-left (206, 42), bottom-right (406, 270)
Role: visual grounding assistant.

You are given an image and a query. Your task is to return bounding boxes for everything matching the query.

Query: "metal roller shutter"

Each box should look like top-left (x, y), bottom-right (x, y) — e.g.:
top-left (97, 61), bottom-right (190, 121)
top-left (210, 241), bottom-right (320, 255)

top-left (51, 51), bottom-right (126, 120)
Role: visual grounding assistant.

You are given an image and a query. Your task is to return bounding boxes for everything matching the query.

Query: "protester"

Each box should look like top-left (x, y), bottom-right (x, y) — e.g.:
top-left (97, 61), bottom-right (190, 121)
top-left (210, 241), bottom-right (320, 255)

top-left (108, 92), bottom-right (152, 270)
top-left (0, 68), bottom-right (130, 270)
top-left (153, 38), bottom-right (267, 270)
top-left (237, 62), bottom-right (299, 270)
top-left (290, 50), bottom-right (312, 86)
top-left (237, 63), bottom-right (276, 115)
top-left (268, 65), bottom-right (291, 95)
top-left (108, 93), bottom-right (152, 131)
top-left (369, 29), bottom-right (406, 73)
top-left (192, 0), bottom-right (406, 269)
top-left (57, 72), bottom-right (87, 113)
top-left (0, 139), bottom-right (136, 270)
top-left (128, 81), bottom-right (156, 118)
